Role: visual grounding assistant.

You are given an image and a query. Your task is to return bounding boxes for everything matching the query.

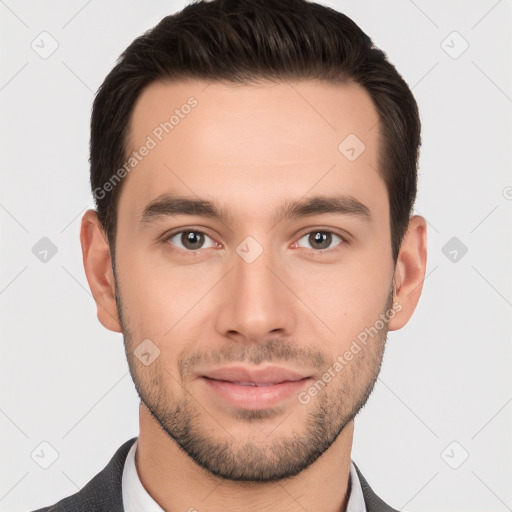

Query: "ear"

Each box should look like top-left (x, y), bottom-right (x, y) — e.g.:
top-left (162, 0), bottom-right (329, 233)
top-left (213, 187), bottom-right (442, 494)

top-left (388, 215), bottom-right (428, 331)
top-left (80, 209), bottom-right (123, 333)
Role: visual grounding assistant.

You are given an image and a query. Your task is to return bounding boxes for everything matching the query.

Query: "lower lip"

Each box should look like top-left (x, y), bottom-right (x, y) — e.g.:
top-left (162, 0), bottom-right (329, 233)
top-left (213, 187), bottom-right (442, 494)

top-left (202, 377), bottom-right (312, 409)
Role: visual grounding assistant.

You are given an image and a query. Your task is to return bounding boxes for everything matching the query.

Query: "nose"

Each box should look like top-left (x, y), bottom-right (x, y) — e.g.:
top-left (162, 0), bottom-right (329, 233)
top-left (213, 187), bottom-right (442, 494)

top-left (214, 239), bottom-right (298, 345)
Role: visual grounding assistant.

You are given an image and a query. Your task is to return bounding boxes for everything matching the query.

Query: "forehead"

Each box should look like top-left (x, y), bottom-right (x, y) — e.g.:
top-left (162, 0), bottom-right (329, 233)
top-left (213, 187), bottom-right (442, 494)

top-left (118, 78), bottom-right (385, 227)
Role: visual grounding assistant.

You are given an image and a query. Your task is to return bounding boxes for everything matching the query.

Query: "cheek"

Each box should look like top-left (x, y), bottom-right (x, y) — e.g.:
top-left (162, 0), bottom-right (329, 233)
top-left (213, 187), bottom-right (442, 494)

top-left (116, 248), bottom-right (198, 339)
top-left (291, 256), bottom-right (392, 344)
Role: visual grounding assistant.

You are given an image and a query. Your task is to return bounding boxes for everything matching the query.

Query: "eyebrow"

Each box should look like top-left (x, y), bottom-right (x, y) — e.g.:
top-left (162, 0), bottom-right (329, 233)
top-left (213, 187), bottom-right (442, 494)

top-left (139, 193), bottom-right (372, 225)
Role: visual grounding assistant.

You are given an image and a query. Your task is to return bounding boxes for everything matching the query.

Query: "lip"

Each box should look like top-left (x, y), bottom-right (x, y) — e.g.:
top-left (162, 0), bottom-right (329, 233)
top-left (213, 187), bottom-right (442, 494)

top-left (200, 365), bottom-right (312, 409)
top-left (202, 365), bottom-right (310, 385)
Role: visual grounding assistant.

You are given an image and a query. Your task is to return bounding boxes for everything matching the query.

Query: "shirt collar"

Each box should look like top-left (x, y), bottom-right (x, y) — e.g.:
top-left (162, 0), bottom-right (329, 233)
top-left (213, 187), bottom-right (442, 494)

top-left (122, 438), bottom-right (165, 512)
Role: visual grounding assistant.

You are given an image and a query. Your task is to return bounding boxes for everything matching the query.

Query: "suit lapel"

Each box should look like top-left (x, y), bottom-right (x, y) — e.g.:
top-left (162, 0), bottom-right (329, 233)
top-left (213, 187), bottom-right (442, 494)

top-left (352, 461), bottom-right (400, 512)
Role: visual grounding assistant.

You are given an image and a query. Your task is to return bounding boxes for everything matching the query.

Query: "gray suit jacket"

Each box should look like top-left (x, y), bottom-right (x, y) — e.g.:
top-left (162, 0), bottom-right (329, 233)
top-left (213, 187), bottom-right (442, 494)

top-left (31, 437), bottom-right (399, 512)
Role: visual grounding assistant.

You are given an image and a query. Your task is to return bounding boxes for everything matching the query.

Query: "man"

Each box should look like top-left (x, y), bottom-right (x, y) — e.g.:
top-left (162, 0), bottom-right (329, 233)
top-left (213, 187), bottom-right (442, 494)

top-left (32, 0), bottom-right (427, 510)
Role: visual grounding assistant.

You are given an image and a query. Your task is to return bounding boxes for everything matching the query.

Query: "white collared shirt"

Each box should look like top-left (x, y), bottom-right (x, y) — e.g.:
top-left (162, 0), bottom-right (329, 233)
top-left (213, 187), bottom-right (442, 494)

top-left (122, 438), bottom-right (367, 512)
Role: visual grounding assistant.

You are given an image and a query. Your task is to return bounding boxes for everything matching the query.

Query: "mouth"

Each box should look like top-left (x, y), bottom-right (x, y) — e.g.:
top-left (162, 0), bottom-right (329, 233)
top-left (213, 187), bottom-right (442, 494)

top-left (199, 366), bottom-right (313, 409)
top-left (217, 381), bottom-right (286, 387)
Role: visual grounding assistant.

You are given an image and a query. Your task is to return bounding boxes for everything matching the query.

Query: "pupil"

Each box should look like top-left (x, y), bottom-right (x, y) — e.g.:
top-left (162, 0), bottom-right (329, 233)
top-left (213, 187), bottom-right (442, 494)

top-left (311, 231), bottom-right (331, 249)
top-left (183, 231), bottom-right (203, 249)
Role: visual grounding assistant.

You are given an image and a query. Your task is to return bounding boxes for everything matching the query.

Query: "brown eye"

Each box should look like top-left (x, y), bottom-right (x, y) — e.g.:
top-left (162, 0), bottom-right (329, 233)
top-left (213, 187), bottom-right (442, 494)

top-left (296, 230), bottom-right (344, 251)
top-left (166, 230), bottom-right (215, 251)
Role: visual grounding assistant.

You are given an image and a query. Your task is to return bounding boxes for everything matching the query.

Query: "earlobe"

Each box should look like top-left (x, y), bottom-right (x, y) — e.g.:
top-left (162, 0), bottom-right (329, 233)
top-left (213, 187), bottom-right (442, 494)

top-left (388, 215), bottom-right (428, 331)
top-left (80, 209), bottom-right (123, 333)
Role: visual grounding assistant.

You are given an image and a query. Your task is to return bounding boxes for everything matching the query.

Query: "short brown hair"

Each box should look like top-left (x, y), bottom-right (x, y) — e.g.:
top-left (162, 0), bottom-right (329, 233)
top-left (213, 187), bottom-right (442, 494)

top-left (90, 0), bottom-right (421, 263)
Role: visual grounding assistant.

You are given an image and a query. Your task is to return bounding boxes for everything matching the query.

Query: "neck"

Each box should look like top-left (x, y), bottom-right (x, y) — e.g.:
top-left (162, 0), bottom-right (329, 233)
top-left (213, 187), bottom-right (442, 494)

top-left (135, 403), bottom-right (354, 512)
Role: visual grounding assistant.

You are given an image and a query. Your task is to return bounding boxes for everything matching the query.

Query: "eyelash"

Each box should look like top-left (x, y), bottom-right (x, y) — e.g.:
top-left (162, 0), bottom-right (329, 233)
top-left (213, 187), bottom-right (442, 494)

top-left (163, 228), bottom-right (348, 255)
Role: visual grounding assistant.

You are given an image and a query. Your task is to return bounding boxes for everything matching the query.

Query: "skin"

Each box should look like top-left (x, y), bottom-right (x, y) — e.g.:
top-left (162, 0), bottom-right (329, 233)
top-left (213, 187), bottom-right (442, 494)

top-left (80, 78), bottom-right (427, 512)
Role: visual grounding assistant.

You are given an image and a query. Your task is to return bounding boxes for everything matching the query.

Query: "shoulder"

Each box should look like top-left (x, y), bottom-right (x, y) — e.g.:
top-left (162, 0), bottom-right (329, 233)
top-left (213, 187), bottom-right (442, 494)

top-left (29, 437), bottom-right (137, 512)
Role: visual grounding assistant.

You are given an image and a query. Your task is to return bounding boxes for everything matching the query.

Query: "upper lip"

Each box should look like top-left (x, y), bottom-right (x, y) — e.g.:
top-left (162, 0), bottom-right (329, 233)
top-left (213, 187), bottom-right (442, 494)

top-left (201, 366), bottom-right (311, 385)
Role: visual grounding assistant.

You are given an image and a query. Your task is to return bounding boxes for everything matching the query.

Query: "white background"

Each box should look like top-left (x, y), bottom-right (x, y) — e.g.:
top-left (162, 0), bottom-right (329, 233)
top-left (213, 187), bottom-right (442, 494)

top-left (1, 1), bottom-right (511, 511)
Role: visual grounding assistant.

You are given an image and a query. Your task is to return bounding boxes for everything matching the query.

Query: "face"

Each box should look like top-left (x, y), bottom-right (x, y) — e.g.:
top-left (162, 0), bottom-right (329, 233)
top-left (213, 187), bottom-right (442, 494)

top-left (112, 78), bottom-right (397, 481)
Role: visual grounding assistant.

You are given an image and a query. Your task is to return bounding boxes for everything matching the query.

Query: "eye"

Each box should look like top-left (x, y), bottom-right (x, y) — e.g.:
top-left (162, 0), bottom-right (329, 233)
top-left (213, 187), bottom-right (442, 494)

top-left (295, 230), bottom-right (345, 251)
top-left (165, 230), bottom-right (217, 252)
